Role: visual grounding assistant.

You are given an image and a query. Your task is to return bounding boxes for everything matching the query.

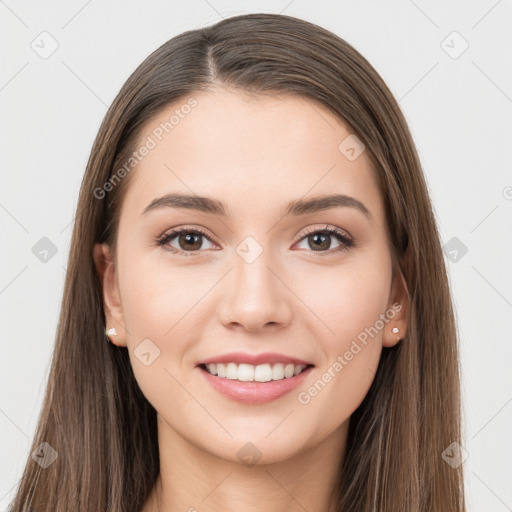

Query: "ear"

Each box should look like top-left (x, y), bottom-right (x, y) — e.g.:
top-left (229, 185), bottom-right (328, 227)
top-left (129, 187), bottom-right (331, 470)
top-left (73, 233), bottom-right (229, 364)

top-left (382, 259), bottom-right (410, 348)
top-left (93, 243), bottom-right (127, 347)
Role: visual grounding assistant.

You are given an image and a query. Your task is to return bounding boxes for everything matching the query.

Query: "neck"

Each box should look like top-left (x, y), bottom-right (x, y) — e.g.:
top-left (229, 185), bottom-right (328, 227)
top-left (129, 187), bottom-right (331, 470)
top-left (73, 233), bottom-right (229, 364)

top-left (142, 414), bottom-right (348, 512)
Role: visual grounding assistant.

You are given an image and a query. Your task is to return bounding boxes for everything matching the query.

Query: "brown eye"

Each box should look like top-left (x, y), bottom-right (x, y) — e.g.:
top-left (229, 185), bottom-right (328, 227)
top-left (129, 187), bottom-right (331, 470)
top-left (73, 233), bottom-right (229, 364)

top-left (295, 227), bottom-right (353, 254)
top-left (177, 232), bottom-right (203, 251)
top-left (307, 232), bottom-right (332, 251)
top-left (157, 228), bottom-right (216, 254)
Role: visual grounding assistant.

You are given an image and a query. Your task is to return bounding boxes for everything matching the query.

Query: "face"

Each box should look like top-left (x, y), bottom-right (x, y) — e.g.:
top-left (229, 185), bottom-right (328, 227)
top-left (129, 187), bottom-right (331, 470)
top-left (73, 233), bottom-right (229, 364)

top-left (95, 86), bottom-right (408, 465)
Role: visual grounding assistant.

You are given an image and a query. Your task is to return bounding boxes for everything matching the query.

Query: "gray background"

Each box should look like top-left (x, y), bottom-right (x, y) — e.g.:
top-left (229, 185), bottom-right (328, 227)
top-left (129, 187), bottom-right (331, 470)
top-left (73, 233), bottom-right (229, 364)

top-left (1, 1), bottom-right (511, 509)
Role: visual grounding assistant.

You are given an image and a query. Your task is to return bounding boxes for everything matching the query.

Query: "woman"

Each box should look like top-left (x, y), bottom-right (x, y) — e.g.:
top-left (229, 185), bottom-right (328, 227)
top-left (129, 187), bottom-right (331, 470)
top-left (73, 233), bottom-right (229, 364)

top-left (9, 12), bottom-right (466, 512)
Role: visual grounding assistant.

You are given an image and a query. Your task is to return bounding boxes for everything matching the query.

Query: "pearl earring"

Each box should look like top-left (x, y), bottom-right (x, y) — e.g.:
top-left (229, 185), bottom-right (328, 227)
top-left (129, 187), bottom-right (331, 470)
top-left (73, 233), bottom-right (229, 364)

top-left (105, 327), bottom-right (118, 343)
top-left (392, 327), bottom-right (399, 334)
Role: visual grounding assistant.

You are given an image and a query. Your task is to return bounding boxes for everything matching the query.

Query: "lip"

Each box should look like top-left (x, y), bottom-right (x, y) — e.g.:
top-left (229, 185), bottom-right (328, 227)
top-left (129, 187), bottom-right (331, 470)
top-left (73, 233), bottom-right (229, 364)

top-left (197, 352), bottom-right (313, 367)
top-left (198, 364), bottom-right (314, 405)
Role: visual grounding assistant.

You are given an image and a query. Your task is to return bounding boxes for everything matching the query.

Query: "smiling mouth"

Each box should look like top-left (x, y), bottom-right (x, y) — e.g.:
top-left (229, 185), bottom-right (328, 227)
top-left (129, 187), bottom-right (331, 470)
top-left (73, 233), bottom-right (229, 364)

top-left (198, 362), bottom-right (314, 382)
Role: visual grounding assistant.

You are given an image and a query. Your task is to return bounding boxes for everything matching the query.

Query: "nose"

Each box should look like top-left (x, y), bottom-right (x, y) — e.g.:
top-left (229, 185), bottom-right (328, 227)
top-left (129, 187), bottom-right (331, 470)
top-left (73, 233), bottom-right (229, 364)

top-left (217, 248), bottom-right (293, 333)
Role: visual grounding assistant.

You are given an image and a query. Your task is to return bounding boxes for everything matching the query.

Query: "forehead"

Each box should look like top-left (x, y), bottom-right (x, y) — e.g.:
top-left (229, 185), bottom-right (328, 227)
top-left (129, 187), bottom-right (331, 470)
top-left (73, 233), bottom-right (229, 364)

top-left (120, 87), bottom-right (384, 225)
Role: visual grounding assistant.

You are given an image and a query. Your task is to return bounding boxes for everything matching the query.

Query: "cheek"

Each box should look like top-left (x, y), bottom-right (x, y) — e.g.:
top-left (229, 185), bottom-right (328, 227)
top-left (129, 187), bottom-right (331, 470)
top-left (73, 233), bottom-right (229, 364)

top-left (328, 270), bottom-right (391, 352)
top-left (119, 250), bottom-right (204, 338)
top-left (295, 254), bottom-right (392, 352)
top-left (118, 254), bottom-right (206, 408)
top-left (294, 253), bottom-right (392, 415)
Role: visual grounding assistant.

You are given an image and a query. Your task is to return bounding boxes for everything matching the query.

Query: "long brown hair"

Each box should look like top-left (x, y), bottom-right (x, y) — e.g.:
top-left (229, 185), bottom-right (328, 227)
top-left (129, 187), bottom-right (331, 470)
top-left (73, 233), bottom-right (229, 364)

top-left (9, 12), bottom-right (466, 511)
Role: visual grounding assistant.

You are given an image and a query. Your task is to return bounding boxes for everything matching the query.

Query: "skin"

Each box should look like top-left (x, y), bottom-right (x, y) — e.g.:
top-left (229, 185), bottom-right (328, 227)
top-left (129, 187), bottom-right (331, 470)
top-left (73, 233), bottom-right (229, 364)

top-left (94, 86), bottom-right (409, 512)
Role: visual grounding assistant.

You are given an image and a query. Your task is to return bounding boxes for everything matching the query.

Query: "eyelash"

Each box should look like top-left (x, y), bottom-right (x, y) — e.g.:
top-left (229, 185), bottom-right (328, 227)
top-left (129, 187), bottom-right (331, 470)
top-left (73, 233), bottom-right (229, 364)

top-left (154, 225), bottom-right (355, 258)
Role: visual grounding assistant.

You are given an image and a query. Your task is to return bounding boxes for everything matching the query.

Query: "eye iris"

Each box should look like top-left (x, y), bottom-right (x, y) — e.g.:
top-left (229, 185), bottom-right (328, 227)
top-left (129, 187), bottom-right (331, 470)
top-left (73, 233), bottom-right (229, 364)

top-left (179, 232), bottom-right (202, 250)
top-left (309, 233), bottom-right (331, 251)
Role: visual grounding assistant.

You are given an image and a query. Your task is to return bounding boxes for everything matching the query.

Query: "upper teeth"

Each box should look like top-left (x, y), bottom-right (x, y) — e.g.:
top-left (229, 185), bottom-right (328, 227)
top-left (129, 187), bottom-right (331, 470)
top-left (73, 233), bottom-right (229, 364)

top-left (205, 363), bottom-right (307, 382)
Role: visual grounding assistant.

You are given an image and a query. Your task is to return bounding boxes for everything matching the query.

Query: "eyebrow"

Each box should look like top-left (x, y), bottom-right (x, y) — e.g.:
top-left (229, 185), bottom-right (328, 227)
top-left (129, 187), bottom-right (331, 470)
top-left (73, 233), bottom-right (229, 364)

top-left (142, 193), bottom-right (373, 221)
